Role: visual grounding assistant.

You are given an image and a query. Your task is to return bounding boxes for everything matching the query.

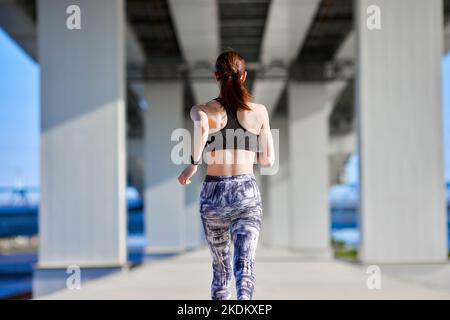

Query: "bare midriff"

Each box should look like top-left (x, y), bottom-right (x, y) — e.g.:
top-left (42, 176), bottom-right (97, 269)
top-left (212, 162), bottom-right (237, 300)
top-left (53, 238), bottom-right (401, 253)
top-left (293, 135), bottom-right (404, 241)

top-left (205, 149), bottom-right (256, 176)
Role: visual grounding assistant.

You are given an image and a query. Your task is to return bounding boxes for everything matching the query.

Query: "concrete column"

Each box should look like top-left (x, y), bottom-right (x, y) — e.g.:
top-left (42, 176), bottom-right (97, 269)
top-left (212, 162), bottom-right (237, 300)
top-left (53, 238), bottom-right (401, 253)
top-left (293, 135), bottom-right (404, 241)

top-left (34, 0), bottom-right (126, 296)
top-left (191, 82), bottom-right (219, 105)
top-left (260, 115), bottom-right (291, 247)
top-left (127, 138), bottom-right (144, 194)
top-left (356, 0), bottom-right (447, 263)
top-left (139, 82), bottom-right (187, 254)
top-left (288, 81), bottom-right (346, 257)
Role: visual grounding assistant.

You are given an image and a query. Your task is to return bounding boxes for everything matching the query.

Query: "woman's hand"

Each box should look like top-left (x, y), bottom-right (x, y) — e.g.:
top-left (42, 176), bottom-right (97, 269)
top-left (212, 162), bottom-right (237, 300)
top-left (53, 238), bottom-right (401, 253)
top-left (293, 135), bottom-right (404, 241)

top-left (178, 164), bottom-right (198, 185)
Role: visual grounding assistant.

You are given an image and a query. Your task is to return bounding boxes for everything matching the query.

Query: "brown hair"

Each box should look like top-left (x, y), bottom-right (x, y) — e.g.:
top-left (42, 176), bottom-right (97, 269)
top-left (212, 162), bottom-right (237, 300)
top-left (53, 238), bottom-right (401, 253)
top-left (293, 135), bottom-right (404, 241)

top-left (215, 50), bottom-right (252, 113)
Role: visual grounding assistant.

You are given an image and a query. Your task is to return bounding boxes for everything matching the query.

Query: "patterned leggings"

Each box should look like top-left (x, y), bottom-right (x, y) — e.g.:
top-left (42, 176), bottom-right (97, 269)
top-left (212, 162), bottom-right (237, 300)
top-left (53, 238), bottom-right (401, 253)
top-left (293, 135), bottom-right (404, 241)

top-left (200, 173), bottom-right (263, 300)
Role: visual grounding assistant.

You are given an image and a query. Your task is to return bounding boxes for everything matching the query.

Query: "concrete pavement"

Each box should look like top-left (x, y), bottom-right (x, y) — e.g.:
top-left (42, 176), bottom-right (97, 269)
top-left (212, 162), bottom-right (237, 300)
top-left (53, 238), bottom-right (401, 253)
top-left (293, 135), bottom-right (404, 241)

top-left (38, 246), bottom-right (450, 300)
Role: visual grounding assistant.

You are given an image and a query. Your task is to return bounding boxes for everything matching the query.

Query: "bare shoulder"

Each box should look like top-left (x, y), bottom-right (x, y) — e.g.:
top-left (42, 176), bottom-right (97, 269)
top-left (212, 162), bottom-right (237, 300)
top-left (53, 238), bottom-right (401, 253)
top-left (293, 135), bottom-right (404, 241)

top-left (250, 102), bottom-right (267, 112)
top-left (190, 103), bottom-right (209, 121)
top-left (250, 102), bottom-right (269, 119)
top-left (250, 103), bottom-right (270, 131)
top-left (191, 103), bottom-right (205, 112)
top-left (194, 100), bottom-right (221, 113)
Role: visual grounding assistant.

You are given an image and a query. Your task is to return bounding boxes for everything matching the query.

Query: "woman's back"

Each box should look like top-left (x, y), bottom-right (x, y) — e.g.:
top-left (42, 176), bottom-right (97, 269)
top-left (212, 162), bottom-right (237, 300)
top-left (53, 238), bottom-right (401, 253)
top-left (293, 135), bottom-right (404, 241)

top-left (178, 49), bottom-right (274, 186)
top-left (198, 99), bottom-right (267, 176)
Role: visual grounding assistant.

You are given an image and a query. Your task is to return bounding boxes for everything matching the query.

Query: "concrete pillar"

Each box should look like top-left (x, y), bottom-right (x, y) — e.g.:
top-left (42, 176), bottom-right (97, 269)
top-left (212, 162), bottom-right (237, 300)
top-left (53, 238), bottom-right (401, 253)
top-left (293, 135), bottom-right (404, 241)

top-left (260, 115), bottom-right (291, 247)
top-left (127, 138), bottom-right (144, 194)
top-left (191, 82), bottom-right (219, 105)
top-left (288, 81), bottom-right (346, 257)
top-left (139, 82), bottom-right (187, 254)
top-left (356, 0), bottom-right (447, 263)
top-left (34, 0), bottom-right (126, 296)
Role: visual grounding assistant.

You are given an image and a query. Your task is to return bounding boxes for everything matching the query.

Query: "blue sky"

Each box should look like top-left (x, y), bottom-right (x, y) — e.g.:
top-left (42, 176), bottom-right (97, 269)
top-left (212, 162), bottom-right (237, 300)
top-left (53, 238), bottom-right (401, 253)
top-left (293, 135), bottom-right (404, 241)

top-left (0, 26), bottom-right (449, 187)
top-left (0, 27), bottom-right (39, 187)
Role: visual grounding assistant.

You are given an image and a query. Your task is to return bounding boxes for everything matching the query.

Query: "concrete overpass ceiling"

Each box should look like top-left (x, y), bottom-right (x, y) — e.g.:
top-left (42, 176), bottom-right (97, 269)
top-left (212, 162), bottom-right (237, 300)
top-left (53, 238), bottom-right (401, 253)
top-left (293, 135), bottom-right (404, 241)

top-left (0, 0), bottom-right (37, 60)
top-left (266, 0), bottom-right (353, 116)
top-left (445, 0), bottom-right (450, 23)
top-left (6, 0), bottom-right (450, 74)
top-left (219, 0), bottom-right (271, 62)
top-left (294, 0), bottom-right (353, 139)
top-left (219, 0), bottom-right (271, 90)
top-left (297, 0), bottom-right (353, 63)
top-left (127, 0), bottom-right (183, 63)
top-left (167, 0), bottom-right (220, 65)
top-left (6, 0), bottom-right (450, 137)
top-left (17, 0), bottom-right (36, 21)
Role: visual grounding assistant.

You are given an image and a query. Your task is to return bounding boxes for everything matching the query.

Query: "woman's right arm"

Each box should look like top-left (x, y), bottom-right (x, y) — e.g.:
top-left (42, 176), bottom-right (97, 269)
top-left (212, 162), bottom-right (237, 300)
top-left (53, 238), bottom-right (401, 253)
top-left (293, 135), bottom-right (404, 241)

top-left (177, 105), bottom-right (209, 186)
top-left (257, 105), bottom-right (275, 168)
top-left (190, 104), bottom-right (209, 163)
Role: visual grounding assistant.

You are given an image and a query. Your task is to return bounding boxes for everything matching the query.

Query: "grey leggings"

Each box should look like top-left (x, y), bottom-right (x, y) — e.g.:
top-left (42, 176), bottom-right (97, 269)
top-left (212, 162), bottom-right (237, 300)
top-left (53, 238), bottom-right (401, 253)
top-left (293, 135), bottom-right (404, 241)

top-left (200, 174), bottom-right (263, 300)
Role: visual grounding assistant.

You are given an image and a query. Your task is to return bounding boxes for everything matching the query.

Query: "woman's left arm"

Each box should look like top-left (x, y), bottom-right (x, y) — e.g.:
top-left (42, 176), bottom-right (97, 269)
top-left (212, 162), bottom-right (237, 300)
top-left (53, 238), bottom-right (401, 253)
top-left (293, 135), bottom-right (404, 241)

top-left (177, 105), bottom-right (209, 185)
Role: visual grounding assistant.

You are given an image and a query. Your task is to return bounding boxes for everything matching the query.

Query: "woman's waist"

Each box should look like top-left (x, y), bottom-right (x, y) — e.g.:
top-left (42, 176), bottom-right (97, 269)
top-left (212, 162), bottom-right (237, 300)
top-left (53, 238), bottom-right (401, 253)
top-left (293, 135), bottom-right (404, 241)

top-left (204, 173), bottom-right (255, 183)
top-left (205, 159), bottom-right (254, 176)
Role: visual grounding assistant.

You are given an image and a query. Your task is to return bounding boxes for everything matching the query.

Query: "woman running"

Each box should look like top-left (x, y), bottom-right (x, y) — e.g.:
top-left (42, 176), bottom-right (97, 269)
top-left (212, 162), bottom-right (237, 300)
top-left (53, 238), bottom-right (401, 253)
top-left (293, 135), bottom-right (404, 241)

top-left (178, 50), bottom-right (275, 300)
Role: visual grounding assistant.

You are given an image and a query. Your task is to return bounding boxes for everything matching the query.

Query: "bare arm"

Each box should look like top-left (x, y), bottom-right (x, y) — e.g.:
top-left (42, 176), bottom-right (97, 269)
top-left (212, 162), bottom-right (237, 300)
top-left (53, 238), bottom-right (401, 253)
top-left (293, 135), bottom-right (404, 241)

top-left (257, 105), bottom-right (275, 168)
top-left (190, 105), bottom-right (209, 163)
top-left (178, 105), bottom-right (209, 185)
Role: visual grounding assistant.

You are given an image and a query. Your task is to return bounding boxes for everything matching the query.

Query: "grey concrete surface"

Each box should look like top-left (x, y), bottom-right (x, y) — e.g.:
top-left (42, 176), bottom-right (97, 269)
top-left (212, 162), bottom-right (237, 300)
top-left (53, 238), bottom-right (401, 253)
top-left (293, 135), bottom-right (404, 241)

top-left (38, 246), bottom-right (450, 300)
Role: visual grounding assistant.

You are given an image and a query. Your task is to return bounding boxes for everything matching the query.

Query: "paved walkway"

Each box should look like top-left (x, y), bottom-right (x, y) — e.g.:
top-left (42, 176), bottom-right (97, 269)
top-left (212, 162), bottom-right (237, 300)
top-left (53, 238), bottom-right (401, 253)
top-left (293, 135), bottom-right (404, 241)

top-left (39, 246), bottom-right (450, 300)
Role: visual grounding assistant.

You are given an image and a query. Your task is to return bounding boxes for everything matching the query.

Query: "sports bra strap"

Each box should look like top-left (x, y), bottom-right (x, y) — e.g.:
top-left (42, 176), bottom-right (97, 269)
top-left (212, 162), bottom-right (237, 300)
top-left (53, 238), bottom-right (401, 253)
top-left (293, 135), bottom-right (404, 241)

top-left (214, 97), bottom-right (236, 120)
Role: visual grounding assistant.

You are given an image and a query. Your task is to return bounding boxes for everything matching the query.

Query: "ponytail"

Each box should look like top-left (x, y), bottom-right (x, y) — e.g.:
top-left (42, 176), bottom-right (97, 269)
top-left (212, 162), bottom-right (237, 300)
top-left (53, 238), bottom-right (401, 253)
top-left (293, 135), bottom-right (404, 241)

top-left (215, 50), bottom-right (252, 113)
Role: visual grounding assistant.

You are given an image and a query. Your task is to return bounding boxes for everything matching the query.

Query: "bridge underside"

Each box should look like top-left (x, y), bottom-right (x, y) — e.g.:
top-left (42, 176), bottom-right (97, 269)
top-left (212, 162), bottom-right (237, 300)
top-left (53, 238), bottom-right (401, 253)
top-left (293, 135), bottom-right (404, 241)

top-left (1, 0), bottom-right (449, 298)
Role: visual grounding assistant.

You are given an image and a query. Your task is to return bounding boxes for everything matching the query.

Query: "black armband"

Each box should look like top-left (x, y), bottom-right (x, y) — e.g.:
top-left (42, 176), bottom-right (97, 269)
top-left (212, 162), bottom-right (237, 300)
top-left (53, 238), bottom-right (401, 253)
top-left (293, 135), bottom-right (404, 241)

top-left (190, 155), bottom-right (201, 165)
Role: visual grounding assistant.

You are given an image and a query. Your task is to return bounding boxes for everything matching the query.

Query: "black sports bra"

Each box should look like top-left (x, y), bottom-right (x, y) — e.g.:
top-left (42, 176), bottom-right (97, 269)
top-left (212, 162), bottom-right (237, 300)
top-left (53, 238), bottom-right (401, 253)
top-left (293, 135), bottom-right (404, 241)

top-left (204, 98), bottom-right (259, 152)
